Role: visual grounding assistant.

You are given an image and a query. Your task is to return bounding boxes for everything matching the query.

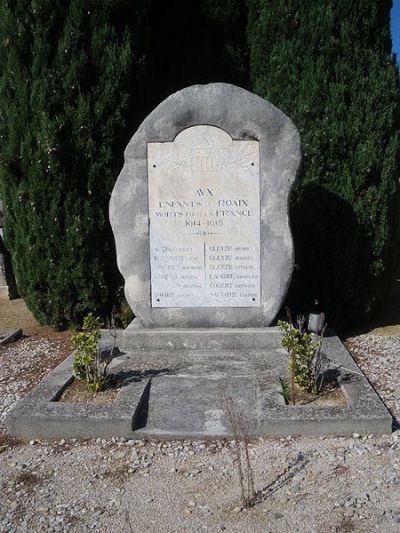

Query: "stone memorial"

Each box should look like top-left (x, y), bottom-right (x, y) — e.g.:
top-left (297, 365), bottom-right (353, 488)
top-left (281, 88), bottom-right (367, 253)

top-left (110, 82), bottom-right (301, 347)
top-left (6, 83), bottom-right (393, 439)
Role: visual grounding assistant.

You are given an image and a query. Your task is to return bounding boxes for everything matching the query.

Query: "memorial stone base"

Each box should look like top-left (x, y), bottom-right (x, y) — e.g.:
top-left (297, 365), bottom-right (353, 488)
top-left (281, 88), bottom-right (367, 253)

top-left (6, 327), bottom-right (393, 440)
top-left (123, 319), bottom-right (290, 351)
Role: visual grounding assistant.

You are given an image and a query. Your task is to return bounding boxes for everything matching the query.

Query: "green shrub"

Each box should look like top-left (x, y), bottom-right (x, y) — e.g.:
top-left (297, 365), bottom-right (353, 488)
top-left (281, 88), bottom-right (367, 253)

top-left (1, 0), bottom-right (398, 330)
top-left (0, 0), bottom-right (248, 328)
top-left (278, 319), bottom-right (319, 393)
top-left (0, 0), bottom-right (149, 328)
top-left (71, 313), bottom-right (110, 392)
top-left (248, 0), bottom-right (400, 325)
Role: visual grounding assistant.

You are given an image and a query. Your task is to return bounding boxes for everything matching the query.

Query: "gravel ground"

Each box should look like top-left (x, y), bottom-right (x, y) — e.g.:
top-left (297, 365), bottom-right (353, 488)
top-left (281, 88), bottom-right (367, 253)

top-left (0, 333), bottom-right (399, 533)
top-left (0, 337), bottom-right (71, 433)
top-left (345, 334), bottom-right (400, 423)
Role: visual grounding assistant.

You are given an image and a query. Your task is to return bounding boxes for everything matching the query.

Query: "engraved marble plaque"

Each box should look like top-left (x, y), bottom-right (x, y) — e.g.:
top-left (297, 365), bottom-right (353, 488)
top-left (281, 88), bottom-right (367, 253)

top-left (148, 125), bottom-right (260, 308)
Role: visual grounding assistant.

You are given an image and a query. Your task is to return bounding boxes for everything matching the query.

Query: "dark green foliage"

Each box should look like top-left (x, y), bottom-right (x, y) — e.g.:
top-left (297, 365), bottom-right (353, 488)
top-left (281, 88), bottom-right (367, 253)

top-left (0, 233), bottom-right (18, 298)
top-left (146, 0), bottom-right (248, 106)
top-left (1, 0), bottom-right (399, 329)
top-left (0, 0), bottom-right (149, 327)
top-left (0, 0), bottom-right (249, 329)
top-left (248, 0), bottom-right (400, 325)
top-left (201, 0), bottom-right (249, 85)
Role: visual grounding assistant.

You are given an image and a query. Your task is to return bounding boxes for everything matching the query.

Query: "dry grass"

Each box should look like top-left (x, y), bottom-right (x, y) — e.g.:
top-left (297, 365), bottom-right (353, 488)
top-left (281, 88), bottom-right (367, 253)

top-left (222, 392), bottom-right (255, 509)
top-left (286, 380), bottom-right (347, 406)
top-left (0, 433), bottom-right (21, 453)
top-left (0, 293), bottom-right (73, 339)
top-left (14, 471), bottom-right (42, 488)
top-left (58, 377), bottom-right (120, 405)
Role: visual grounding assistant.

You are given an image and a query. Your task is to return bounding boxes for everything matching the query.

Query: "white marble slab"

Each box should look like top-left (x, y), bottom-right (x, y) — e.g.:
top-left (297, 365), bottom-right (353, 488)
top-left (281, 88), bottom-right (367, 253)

top-left (148, 125), bottom-right (260, 308)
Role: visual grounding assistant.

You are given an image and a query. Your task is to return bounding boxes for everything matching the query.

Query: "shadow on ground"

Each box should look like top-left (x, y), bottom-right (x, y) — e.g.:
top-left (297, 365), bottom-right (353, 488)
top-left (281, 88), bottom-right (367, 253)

top-left (340, 278), bottom-right (400, 336)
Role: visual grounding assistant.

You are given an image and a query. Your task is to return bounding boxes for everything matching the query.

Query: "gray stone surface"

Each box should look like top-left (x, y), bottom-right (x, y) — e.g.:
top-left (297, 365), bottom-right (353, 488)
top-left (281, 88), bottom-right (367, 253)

top-left (0, 328), bottom-right (22, 345)
top-left (6, 330), bottom-right (392, 439)
top-left (6, 353), bottom-right (150, 439)
top-left (123, 318), bottom-right (286, 350)
top-left (110, 83), bottom-right (301, 328)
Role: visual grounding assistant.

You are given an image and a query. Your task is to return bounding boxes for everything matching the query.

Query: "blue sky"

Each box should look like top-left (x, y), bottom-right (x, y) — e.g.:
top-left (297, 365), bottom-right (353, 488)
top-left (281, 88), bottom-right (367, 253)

top-left (392, 0), bottom-right (400, 63)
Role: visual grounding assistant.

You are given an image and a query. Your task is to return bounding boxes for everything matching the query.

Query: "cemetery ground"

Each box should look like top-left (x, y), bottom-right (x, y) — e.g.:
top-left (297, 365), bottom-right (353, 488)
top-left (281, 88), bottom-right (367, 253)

top-left (0, 290), bottom-right (400, 532)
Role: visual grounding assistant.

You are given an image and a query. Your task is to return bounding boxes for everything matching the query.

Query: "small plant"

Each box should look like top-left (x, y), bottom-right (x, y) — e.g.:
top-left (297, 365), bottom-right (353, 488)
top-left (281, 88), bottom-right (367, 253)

top-left (72, 313), bottom-right (112, 392)
top-left (118, 299), bottom-right (134, 328)
top-left (278, 310), bottom-right (328, 401)
top-left (114, 287), bottom-right (134, 328)
top-left (222, 392), bottom-right (255, 509)
top-left (279, 377), bottom-right (291, 404)
top-left (278, 318), bottom-right (318, 391)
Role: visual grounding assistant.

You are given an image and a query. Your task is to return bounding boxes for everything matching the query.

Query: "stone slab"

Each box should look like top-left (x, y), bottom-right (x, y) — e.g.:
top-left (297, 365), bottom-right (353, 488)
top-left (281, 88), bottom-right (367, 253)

top-left (6, 329), bottom-right (392, 439)
top-left (110, 83), bottom-right (301, 328)
top-left (0, 328), bottom-right (22, 345)
top-left (123, 318), bottom-right (289, 351)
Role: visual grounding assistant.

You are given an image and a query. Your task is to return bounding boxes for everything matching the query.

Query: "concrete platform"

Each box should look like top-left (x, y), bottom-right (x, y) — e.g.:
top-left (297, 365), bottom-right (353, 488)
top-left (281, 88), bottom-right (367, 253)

top-left (6, 329), bottom-right (393, 439)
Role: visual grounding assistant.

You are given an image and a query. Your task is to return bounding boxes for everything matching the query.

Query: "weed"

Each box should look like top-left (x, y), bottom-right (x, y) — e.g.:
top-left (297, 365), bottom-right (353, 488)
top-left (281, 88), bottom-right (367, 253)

top-left (0, 433), bottom-right (21, 453)
top-left (279, 377), bottom-right (291, 404)
top-left (114, 287), bottom-right (134, 328)
top-left (222, 392), bottom-right (255, 509)
top-left (118, 299), bottom-right (134, 329)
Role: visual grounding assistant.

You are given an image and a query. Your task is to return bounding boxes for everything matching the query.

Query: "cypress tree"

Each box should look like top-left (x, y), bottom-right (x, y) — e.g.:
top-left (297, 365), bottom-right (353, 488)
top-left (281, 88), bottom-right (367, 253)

top-left (248, 0), bottom-right (400, 325)
top-left (0, 0), bottom-right (248, 329)
top-left (0, 1), bottom-right (149, 327)
top-left (146, 0), bottom-right (248, 105)
top-left (201, 0), bottom-right (249, 86)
